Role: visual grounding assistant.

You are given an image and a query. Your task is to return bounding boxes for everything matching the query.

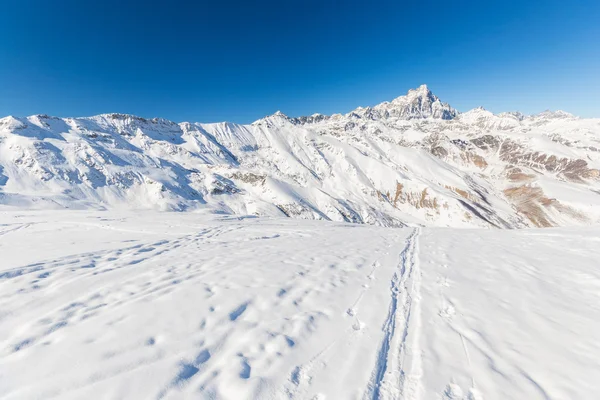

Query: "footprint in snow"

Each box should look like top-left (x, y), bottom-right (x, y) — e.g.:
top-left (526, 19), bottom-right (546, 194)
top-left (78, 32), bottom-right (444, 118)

top-left (237, 354), bottom-right (251, 379)
top-left (352, 319), bottom-right (364, 331)
top-left (444, 383), bottom-right (463, 399)
top-left (439, 303), bottom-right (456, 320)
top-left (443, 383), bottom-right (483, 400)
top-left (467, 388), bottom-right (484, 400)
top-left (437, 276), bottom-right (451, 287)
top-left (229, 302), bottom-right (249, 321)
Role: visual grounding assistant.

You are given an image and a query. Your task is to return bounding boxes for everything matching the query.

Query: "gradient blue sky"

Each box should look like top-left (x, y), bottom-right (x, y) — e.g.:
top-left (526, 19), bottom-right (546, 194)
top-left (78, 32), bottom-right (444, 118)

top-left (1, 0), bottom-right (599, 123)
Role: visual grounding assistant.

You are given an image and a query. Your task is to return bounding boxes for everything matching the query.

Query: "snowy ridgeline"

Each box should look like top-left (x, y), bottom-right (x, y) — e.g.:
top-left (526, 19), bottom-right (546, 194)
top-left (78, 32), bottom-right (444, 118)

top-left (1, 85), bottom-right (600, 228)
top-left (1, 210), bottom-right (599, 399)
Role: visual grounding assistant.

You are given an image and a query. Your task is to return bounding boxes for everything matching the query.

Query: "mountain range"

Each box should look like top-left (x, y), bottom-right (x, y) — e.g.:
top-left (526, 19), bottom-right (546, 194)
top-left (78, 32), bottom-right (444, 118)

top-left (1, 84), bottom-right (599, 228)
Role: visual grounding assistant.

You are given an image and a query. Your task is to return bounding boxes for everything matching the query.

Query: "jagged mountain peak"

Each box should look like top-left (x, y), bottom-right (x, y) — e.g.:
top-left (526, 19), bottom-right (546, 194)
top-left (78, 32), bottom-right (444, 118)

top-left (399, 84), bottom-right (434, 101)
top-left (252, 85), bottom-right (459, 126)
top-left (371, 84), bottom-right (458, 120)
top-left (88, 113), bottom-right (179, 126)
top-left (28, 114), bottom-right (60, 120)
top-left (415, 83), bottom-right (430, 92)
top-left (387, 84), bottom-right (441, 107)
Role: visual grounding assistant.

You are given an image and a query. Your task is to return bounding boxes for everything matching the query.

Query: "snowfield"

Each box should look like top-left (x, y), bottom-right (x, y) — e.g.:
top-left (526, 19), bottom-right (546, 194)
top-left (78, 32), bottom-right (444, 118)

top-left (1, 210), bottom-right (599, 399)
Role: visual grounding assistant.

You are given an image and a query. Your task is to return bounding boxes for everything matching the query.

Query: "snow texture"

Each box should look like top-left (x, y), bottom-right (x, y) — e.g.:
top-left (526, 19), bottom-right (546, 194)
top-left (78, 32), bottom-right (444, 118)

top-left (1, 210), bottom-right (599, 399)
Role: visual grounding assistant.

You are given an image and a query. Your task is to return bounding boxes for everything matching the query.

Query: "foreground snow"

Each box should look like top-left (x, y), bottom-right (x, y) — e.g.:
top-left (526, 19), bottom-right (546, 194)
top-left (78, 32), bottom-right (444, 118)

top-left (1, 211), bottom-right (599, 399)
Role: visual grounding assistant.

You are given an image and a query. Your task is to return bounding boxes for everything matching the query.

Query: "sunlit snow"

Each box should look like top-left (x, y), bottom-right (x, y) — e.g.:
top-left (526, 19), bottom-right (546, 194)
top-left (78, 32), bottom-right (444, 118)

top-left (1, 211), bottom-right (598, 399)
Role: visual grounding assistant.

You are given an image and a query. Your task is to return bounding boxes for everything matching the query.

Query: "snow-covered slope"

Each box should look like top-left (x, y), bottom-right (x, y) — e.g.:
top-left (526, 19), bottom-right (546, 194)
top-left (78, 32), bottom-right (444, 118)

top-left (1, 86), bottom-right (599, 228)
top-left (1, 210), bottom-right (599, 399)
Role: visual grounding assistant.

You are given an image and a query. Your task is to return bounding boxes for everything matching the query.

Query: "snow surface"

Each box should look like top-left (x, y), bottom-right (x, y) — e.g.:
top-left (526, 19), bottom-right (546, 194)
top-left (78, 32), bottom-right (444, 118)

top-left (1, 210), bottom-right (599, 399)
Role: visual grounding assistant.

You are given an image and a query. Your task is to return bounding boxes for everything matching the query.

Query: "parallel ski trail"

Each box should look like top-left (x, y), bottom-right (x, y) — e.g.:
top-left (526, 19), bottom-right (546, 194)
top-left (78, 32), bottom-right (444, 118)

top-left (399, 227), bottom-right (423, 400)
top-left (363, 227), bottom-right (422, 400)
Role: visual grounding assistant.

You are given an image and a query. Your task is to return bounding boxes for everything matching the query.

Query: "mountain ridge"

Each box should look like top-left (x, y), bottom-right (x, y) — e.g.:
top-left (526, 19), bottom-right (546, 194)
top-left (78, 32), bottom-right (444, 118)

top-left (2, 85), bottom-right (586, 128)
top-left (253, 85), bottom-right (582, 126)
top-left (1, 86), bottom-right (599, 228)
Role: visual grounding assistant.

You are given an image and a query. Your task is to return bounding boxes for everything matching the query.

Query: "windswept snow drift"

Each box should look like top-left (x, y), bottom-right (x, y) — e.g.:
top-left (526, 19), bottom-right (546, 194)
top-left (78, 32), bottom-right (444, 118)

top-left (1, 211), bottom-right (599, 399)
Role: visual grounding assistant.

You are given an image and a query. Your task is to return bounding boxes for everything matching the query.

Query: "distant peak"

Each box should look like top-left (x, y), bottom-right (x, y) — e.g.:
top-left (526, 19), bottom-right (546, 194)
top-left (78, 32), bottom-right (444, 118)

top-left (388, 85), bottom-right (440, 106)
top-left (0, 115), bottom-right (27, 130)
top-left (465, 106), bottom-right (493, 115)
top-left (534, 110), bottom-right (576, 119)
top-left (30, 114), bottom-right (58, 120)
top-left (498, 111), bottom-right (525, 121)
top-left (404, 84), bottom-right (433, 99)
top-left (413, 84), bottom-right (430, 94)
top-left (90, 113), bottom-right (178, 126)
top-left (262, 110), bottom-right (290, 120)
top-left (371, 84), bottom-right (457, 120)
top-left (252, 110), bottom-right (295, 126)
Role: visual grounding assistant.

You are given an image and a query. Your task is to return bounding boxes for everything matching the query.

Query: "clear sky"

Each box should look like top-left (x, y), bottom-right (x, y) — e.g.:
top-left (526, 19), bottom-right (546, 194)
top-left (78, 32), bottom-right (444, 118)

top-left (1, 0), bottom-right (599, 123)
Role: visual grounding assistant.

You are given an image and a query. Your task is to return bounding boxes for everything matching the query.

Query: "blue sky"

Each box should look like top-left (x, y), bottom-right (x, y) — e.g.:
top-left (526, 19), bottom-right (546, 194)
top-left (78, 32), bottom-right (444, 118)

top-left (1, 0), bottom-right (599, 123)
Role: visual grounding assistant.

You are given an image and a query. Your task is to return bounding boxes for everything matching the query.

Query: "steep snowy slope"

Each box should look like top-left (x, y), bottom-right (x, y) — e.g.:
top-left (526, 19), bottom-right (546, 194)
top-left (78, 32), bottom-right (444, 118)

top-left (1, 211), bottom-right (599, 399)
top-left (1, 86), bottom-right (599, 227)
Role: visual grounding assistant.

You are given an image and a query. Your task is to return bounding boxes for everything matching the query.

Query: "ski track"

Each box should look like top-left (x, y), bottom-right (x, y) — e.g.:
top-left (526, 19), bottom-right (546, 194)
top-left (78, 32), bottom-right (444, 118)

top-left (0, 222), bottom-right (33, 237)
top-left (364, 227), bottom-right (422, 400)
top-left (281, 239), bottom-right (400, 400)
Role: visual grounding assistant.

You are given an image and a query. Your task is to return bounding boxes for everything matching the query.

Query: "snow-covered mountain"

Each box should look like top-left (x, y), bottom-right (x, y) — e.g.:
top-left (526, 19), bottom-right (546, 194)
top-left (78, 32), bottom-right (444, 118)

top-left (1, 85), bottom-right (599, 228)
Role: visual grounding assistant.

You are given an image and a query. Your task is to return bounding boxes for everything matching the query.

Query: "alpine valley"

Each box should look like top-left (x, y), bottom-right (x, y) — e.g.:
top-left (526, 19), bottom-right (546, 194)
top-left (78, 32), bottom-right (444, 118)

top-left (3, 87), bottom-right (600, 400)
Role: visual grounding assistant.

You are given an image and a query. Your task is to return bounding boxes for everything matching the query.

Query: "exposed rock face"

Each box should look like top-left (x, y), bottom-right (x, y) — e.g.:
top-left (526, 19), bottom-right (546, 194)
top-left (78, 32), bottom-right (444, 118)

top-left (371, 84), bottom-right (459, 120)
top-left (503, 185), bottom-right (586, 228)
top-left (467, 136), bottom-right (600, 182)
top-left (1, 87), bottom-right (599, 228)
